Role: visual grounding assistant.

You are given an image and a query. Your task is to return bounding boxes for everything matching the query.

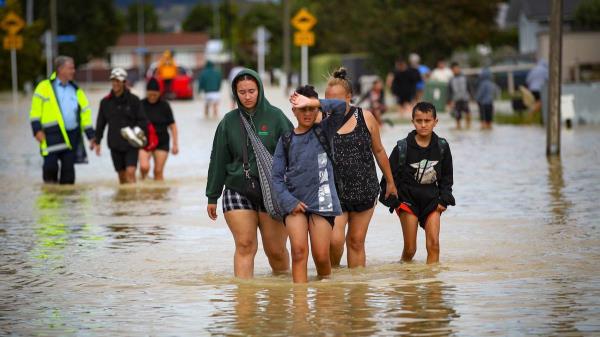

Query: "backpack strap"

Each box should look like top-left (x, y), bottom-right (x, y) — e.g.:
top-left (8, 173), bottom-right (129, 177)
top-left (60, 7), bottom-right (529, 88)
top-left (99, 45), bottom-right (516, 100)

top-left (437, 137), bottom-right (448, 178)
top-left (438, 137), bottom-right (447, 158)
top-left (312, 125), bottom-right (334, 162)
top-left (397, 138), bottom-right (408, 168)
top-left (282, 130), bottom-right (293, 166)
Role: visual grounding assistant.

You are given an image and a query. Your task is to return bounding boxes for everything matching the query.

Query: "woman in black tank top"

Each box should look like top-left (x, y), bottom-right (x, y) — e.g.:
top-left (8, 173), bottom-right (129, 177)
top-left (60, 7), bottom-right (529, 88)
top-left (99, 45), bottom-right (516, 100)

top-left (325, 68), bottom-right (397, 268)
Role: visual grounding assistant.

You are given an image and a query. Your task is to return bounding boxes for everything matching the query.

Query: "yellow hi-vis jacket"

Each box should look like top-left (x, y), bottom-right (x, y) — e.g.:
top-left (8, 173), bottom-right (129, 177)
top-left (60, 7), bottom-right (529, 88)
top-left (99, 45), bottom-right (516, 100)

top-left (29, 73), bottom-right (95, 158)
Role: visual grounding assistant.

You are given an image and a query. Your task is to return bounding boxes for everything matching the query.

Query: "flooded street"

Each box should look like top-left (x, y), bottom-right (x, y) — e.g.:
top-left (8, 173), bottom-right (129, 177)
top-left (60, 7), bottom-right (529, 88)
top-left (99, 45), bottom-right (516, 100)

top-left (1, 84), bottom-right (599, 336)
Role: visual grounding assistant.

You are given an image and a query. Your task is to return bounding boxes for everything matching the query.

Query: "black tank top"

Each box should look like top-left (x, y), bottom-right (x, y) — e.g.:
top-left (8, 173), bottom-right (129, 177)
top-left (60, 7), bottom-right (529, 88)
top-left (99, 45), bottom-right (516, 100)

top-left (333, 107), bottom-right (380, 205)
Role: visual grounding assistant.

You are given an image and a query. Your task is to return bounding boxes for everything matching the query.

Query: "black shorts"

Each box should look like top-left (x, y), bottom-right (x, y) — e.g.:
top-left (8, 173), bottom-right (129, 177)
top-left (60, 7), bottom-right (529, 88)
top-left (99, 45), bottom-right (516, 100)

top-left (341, 198), bottom-right (377, 213)
top-left (222, 188), bottom-right (266, 213)
top-left (397, 185), bottom-right (440, 228)
top-left (284, 212), bottom-right (335, 228)
top-left (155, 133), bottom-right (170, 152)
top-left (531, 90), bottom-right (541, 101)
top-left (478, 103), bottom-right (494, 123)
top-left (452, 100), bottom-right (470, 120)
top-left (110, 149), bottom-right (138, 171)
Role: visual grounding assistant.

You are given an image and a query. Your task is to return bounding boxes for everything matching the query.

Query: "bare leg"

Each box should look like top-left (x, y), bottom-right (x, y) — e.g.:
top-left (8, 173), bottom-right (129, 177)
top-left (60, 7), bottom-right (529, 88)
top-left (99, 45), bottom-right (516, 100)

top-left (117, 171), bottom-right (127, 184)
top-left (212, 102), bottom-right (219, 118)
top-left (152, 150), bottom-right (169, 181)
top-left (424, 211), bottom-right (441, 264)
top-left (125, 166), bottom-right (136, 183)
top-left (225, 210), bottom-right (259, 279)
top-left (138, 149), bottom-right (151, 180)
top-left (346, 207), bottom-right (375, 268)
top-left (399, 211), bottom-right (419, 262)
top-left (329, 212), bottom-right (348, 267)
top-left (258, 212), bottom-right (290, 274)
top-left (286, 213), bottom-right (309, 283)
top-left (308, 215), bottom-right (333, 279)
top-left (204, 102), bottom-right (210, 118)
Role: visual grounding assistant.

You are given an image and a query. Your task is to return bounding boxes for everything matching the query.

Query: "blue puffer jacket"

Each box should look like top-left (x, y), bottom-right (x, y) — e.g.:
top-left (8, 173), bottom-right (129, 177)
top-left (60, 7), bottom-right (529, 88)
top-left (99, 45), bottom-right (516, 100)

top-left (272, 99), bottom-right (346, 217)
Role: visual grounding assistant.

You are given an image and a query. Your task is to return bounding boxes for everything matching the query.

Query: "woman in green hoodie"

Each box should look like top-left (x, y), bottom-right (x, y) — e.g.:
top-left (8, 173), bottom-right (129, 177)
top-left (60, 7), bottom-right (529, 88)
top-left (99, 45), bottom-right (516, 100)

top-left (206, 69), bottom-right (292, 278)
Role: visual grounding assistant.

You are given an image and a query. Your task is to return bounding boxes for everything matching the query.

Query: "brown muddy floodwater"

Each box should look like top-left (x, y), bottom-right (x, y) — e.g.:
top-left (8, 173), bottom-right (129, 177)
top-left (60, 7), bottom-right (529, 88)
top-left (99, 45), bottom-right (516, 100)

top-left (1, 86), bottom-right (599, 336)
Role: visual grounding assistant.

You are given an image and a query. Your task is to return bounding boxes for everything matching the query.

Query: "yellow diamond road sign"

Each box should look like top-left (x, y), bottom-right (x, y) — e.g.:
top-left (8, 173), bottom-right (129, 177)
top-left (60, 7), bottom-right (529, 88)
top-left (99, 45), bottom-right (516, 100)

top-left (3, 35), bottom-right (23, 50)
top-left (291, 8), bottom-right (317, 32)
top-left (294, 31), bottom-right (315, 47)
top-left (1, 11), bottom-right (26, 35)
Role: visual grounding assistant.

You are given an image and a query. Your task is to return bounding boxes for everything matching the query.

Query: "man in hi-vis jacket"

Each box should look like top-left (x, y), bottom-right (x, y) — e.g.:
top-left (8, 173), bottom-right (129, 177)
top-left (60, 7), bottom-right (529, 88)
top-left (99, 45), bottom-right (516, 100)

top-left (29, 56), bottom-right (96, 184)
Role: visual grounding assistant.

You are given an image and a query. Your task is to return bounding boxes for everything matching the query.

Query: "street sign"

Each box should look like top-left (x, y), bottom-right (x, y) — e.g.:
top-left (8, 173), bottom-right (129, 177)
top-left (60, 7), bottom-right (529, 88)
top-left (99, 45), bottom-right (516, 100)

top-left (1, 11), bottom-right (25, 35)
top-left (3, 34), bottom-right (22, 50)
top-left (56, 34), bottom-right (77, 43)
top-left (291, 8), bottom-right (317, 32)
top-left (294, 31), bottom-right (315, 47)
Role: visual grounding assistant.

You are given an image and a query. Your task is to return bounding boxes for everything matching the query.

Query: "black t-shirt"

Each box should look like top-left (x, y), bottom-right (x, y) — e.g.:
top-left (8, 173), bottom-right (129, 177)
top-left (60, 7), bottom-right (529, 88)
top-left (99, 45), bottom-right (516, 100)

top-left (141, 99), bottom-right (175, 140)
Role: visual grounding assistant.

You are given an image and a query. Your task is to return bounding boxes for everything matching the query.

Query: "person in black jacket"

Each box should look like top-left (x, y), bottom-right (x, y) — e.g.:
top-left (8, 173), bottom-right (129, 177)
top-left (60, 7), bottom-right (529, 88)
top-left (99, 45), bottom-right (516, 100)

top-left (139, 78), bottom-right (178, 181)
top-left (380, 102), bottom-right (455, 264)
top-left (93, 68), bottom-right (148, 184)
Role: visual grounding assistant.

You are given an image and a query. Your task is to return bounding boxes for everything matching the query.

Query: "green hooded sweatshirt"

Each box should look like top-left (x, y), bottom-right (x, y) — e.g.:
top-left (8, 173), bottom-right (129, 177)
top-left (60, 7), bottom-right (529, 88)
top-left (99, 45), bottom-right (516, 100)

top-left (206, 69), bottom-right (293, 204)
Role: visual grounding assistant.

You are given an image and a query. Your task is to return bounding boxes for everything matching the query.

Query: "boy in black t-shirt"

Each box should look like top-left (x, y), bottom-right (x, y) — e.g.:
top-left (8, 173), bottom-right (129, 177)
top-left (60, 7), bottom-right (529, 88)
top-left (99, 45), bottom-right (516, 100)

top-left (380, 102), bottom-right (455, 263)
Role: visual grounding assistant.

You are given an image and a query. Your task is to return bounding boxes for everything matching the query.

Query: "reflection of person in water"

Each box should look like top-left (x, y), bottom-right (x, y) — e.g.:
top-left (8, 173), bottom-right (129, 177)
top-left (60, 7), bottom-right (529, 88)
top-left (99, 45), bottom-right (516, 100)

top-left (34, 187), bottom-right (96, 261)
top-left (385, 267), bottom-right (458, 335)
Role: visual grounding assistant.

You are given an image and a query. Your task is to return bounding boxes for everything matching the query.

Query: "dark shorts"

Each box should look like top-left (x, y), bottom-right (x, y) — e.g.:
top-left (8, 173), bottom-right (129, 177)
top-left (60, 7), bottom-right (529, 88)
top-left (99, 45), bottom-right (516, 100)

top-left (341, 198), bottom-right (377, 213)
top-left (396, 185), bottom-right (440, 228)
top-left (531, 90), bottom-right (541, 101)
top-left (452, 100), bottom-right (470, 120)
top-left (222, 188), bottom-right (266, 213)
top-left (154, 133), bottom-right (170, 152)
top-left (284, 212), bottom-right (335, 228)
top-left (110, 148), bottom-right (138, 172)
top-left (479, 103), bottom-right (494, 123)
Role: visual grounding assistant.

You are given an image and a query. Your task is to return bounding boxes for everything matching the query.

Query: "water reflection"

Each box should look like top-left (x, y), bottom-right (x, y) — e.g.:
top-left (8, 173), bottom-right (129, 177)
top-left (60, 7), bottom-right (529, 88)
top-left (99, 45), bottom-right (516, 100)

top-left (33, 186), bottom-right (102, 262)
top-left (206, 266), bottom-right (456, 336)
top-left (547, 156), bottom-right (570, 226)
top-left (382, 266), bottom-right (458, 336)
top-left (110, 186), bottom-right (172, 217)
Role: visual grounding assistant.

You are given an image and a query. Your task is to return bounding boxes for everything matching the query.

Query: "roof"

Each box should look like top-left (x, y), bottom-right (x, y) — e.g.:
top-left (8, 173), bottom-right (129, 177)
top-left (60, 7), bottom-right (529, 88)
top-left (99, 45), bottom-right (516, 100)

top-left (114, 32), bottom-right (209, 47)
top-left (507, 0), bottom-right (583, 24)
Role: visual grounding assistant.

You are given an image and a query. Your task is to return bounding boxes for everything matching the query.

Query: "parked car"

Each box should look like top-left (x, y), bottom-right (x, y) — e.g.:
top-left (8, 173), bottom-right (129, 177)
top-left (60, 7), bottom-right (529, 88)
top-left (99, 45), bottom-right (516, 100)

top-left (146, 62), bottom-right (194, 100)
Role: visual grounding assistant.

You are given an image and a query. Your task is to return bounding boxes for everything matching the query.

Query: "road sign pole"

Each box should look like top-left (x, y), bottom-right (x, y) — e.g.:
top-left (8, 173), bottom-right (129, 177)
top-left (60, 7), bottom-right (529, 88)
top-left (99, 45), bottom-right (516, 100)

top-left (257, 26), bottom-right (265, 80)
top-left (301, 45), bottom-right (308, 85)
top-left (11, 47), bottom-right (18, 113)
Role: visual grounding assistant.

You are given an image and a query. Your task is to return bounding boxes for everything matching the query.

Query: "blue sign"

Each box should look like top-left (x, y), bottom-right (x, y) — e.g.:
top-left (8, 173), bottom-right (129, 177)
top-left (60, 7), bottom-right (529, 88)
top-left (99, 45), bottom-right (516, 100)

top-left (56, 35), bottom-right (76, 43)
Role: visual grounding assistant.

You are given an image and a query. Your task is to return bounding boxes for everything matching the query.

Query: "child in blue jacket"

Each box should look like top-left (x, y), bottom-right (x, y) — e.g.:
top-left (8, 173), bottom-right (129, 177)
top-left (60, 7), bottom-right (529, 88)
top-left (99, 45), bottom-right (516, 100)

top-left (272, 85), bottom-right (346, 283)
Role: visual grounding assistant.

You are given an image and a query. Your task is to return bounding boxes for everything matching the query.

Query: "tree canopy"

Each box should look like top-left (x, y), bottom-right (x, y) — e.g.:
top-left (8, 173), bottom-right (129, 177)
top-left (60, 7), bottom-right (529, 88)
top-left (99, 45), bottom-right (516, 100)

top-left (125, 3), bottom-right (161, 33)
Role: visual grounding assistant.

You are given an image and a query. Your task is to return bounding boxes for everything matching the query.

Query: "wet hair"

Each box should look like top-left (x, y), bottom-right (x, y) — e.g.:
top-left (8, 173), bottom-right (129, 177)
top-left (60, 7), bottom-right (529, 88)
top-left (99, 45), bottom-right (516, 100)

top-left (295, 85), bottom-right (318, 99)
top-left (412, 102), bottom-right (437, 119)
top-left (234, 74), bottom-right (259, 90)
top-left (326, 67), bottom-right (352, 95)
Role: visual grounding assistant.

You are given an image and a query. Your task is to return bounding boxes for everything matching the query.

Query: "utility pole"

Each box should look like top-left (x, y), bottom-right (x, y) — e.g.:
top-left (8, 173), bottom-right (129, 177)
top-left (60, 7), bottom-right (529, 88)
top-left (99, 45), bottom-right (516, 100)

top-left (26, 0), bottom-right (33, 25)
top-left (50, 0), bottom-right (57, 59)
top-left (282, 0), bottom-right (290, 92)
top-left (212, 0), bottom-right (221, 39)
top-left (547, 0), bottom-right (562, 156)
top-left (137, 0), bottom-right (145, 82)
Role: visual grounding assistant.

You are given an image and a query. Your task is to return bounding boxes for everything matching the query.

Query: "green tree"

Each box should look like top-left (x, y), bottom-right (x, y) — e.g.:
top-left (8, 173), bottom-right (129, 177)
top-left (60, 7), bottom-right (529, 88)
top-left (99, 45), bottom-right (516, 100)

top-left (574, 0), bottom-right (600, 30)
top-left (0, 3), bottom-right (45, 90)
top-left (234, 2), bottom-right (282, 70)
top-left (126, 3), bottom-right (161, 33)
top-left (182, 4), bottom-right (213, 33)
top-left (14, 0), bottom-right (122, 69)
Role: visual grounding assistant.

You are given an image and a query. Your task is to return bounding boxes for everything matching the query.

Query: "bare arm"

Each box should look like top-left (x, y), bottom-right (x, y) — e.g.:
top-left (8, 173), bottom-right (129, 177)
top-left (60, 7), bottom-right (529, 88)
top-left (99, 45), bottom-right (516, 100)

top-left (169, 123), bottom-right (179, 155)
top-left (364, 109), bottom-right (397, 198)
